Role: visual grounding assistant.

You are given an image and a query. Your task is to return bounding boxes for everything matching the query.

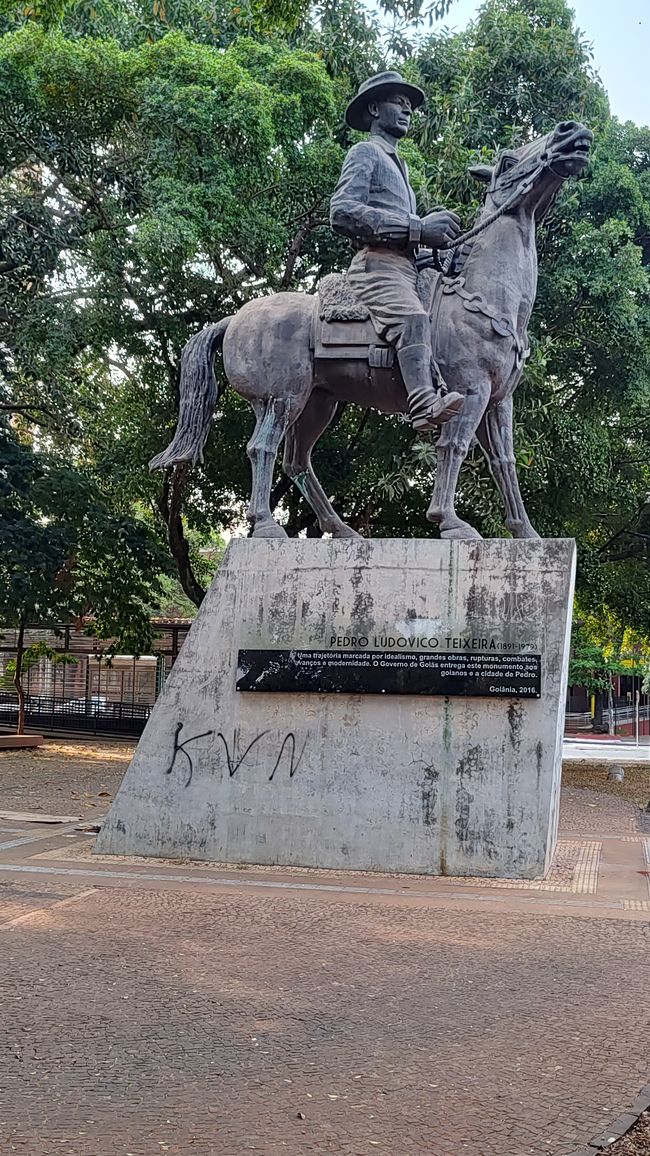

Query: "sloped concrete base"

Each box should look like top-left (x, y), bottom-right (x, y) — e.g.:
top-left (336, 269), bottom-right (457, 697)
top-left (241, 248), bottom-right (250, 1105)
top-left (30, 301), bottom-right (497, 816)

top-left (96, 538), bottom-right (575, 877)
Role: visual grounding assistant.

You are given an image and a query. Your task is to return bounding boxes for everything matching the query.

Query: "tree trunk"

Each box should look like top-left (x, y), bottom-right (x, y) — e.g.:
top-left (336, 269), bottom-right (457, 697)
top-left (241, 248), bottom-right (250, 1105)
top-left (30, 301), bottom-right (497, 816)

top-left (592, 692), bottom-right (605, 733)
top-left (13, 618), bottom-right (26, 736)
top-left (156, 466), bottom-right (206, 608)
top-left (608, 681), bottom-right (615, 736)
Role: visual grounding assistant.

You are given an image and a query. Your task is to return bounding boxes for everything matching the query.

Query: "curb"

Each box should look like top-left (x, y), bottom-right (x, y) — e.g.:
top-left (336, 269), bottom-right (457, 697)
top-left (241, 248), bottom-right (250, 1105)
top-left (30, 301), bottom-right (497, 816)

top-left (566, 1082), bottom-right (650, 1155)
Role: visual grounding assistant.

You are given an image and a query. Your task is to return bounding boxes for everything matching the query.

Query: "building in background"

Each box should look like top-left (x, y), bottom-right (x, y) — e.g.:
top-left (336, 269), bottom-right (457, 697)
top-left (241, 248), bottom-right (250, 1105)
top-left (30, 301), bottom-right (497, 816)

top-left (0, 621), bottom-right (192, 736)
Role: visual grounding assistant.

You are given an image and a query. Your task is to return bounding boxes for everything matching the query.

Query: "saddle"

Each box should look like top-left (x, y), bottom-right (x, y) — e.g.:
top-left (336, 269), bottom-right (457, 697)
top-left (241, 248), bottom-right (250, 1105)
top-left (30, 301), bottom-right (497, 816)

top-left (313, 273), bottom-right (393, 367)
top-left (313, 271), bottom-right (438, 369)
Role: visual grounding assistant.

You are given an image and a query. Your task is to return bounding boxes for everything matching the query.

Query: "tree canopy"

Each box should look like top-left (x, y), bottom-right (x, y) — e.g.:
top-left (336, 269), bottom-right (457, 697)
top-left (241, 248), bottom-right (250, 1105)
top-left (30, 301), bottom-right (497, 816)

top-left (2, 0), bottom-right (650, 648)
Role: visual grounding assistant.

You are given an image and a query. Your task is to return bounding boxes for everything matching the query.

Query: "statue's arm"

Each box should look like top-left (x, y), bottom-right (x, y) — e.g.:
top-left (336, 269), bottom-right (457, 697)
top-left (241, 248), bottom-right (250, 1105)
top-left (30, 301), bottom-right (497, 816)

top-left (330, 143), bottom-right (420, 248)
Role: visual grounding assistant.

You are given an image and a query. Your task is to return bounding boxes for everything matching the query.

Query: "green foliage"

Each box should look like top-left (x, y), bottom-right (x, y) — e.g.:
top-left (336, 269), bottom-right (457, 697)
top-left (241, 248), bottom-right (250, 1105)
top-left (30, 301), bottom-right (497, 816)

top-left (2, 0), bottom-right (650, 647)
top-left (569, 608), bottom-right (650, 695)
top-left (147, 531), bottom-right (225, 617)
top-left (0, 0), bottom-right (313, 40)
top-left (568, 625), bottom-right (615, 696)
top-left (0, 420), bottom-right (168, 654)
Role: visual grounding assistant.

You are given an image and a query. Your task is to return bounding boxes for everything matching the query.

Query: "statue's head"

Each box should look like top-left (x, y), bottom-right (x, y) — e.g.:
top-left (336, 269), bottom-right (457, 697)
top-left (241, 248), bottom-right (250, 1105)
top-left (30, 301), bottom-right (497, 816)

top-left (345, 72), bottom-right (425, 137)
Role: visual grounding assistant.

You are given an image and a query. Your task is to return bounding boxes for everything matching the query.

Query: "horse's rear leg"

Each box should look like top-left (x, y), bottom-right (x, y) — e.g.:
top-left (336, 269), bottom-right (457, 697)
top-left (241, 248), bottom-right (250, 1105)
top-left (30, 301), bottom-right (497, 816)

top-left (247, 397), bottom-right (290, 538)
top-left (427, 382), bottom-right (490, 539)
top-left (283, 390), bottom-right (360, 538)
top-left (475, 396), bottom-right (540, 539)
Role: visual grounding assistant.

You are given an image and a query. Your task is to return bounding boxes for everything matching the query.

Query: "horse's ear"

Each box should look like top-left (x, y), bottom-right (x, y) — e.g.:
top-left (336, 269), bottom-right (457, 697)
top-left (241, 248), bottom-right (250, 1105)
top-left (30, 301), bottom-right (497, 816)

top-left (468, 164), bottom-right (494, 184)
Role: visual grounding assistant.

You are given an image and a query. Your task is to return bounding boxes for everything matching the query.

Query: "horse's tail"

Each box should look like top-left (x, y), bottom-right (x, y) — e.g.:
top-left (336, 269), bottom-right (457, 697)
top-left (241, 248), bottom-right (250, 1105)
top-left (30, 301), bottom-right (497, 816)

top-left (149, 316), bottom-right (233, 471)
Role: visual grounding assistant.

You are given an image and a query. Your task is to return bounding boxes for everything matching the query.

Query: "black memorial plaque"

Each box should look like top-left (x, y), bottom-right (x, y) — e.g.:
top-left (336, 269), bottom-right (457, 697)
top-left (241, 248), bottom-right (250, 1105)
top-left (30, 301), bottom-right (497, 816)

top-left (236, 649), bottom-right (541, 698)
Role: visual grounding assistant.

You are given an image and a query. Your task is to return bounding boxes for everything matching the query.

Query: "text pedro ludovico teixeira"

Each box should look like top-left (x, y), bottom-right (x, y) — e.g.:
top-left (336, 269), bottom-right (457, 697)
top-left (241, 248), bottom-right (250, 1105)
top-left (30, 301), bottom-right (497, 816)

top-left (328, 634), bottom-right (534, 653)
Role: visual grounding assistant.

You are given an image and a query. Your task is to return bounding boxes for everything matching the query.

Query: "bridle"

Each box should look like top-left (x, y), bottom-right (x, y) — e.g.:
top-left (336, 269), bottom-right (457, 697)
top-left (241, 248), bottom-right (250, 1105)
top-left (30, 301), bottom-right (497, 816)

top-left (432, 147), bottom-right (570, 270)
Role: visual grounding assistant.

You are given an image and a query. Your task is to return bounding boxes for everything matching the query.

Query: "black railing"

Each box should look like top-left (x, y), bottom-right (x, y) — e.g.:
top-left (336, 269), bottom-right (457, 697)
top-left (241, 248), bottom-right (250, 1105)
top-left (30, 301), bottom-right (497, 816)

top-left (0, 692), bottom-right (151, 736)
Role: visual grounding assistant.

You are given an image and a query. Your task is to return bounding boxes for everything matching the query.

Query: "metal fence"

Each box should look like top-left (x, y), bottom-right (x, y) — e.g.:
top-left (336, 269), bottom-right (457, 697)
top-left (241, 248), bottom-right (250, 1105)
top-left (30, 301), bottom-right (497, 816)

top-left (0, 621), bottom-right (191, 737)
top-left (0, 691), bottom-right (151, 736)
top-left (565, 702), bottom-right (650, 737)
top-left (602, 704), bottom-right (650, 724)
top-left (564, 711), bottom-right (593, 731)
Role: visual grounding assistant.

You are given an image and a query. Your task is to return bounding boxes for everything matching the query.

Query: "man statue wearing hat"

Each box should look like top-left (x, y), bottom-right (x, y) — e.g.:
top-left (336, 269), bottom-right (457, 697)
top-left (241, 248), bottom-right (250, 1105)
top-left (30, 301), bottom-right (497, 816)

top-left (330, 71), bottom-right (464, 431)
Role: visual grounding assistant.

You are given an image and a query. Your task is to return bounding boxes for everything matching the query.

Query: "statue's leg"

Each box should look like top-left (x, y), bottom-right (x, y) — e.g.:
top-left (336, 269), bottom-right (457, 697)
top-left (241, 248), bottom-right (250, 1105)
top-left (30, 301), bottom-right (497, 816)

top-left (397, 315), bottom-right (464, 430)
top-left (246, 397), bottom-right (290, 538)
top-left (426, 381), bottom-right (491, 539)
top-left (476, 396), bottom-right (540, 539)
top-left (283, 390), bottom-right (360, 539)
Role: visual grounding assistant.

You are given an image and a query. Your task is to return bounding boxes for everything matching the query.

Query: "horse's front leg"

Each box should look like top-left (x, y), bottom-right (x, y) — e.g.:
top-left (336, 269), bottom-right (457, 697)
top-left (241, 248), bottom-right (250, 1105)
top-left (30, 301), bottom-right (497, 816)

top-left (476, 395), bottom-right (540, 539)
top-left (426, 382), bottom-right (490, 539)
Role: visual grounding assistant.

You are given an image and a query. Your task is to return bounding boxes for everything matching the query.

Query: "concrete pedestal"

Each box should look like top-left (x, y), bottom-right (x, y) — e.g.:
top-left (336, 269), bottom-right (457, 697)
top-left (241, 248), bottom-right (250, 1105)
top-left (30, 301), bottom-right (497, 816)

top-left (96, 538), bottom-right (575, 878)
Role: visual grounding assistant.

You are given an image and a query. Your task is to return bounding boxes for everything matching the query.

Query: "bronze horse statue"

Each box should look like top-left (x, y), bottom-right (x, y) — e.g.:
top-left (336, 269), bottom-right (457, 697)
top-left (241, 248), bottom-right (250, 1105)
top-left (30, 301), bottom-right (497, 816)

top-left (151, 120), bottom-right (592, 540)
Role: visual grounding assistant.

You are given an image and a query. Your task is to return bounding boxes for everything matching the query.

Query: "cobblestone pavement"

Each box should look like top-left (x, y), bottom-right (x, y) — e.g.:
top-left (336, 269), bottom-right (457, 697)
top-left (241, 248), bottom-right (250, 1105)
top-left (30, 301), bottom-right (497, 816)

top-left (0, 743), bottom-right (648, 1156)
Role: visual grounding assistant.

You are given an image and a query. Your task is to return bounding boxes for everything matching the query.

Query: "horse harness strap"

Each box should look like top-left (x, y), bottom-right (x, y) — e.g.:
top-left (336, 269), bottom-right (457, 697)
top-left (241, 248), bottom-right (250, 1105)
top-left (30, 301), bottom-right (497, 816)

top-left (442, 277), bottom-right (530, 369)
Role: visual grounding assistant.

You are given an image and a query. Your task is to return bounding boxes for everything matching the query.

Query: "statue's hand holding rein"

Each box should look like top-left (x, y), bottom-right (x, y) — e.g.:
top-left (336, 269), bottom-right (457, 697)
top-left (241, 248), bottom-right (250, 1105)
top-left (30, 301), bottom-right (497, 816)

top-left (420, 210), bottom-right (461, 249)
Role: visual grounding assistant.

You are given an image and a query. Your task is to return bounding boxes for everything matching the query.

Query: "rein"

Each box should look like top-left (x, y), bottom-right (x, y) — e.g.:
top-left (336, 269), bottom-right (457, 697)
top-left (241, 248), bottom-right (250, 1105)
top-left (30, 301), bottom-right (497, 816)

top-left (435, 153), bottom-right (562, 258)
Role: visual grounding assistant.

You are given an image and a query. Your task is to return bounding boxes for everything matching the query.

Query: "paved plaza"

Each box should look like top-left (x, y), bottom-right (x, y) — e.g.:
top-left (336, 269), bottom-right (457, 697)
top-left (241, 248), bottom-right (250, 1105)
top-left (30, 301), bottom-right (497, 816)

top-left (0, 741), bottom-right (649, 1156)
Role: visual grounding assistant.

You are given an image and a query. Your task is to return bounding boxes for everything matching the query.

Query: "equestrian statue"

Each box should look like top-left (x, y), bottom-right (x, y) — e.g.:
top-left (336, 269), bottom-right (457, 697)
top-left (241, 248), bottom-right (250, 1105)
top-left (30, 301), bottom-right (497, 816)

top-left (150, 71), bottom-right (592, 541)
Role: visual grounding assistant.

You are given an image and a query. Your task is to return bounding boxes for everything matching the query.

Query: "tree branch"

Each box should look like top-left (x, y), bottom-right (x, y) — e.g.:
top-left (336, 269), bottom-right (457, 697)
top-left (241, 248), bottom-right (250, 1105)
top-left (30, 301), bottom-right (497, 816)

top-left (281, 213), bottom-right (328, 290)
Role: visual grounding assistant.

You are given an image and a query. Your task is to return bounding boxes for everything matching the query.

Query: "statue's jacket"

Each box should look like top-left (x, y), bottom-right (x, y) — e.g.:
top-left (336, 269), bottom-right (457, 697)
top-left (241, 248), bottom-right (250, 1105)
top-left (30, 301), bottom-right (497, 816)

top-left (329, 136), bottom-right (419, 250)
top-left (329, 135), bottom-right (426, 341)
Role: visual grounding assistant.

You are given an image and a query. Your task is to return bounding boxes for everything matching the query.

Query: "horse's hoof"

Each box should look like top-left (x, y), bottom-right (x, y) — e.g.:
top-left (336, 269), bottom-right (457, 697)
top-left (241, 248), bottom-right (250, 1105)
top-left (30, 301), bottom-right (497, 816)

top-left (427, 509), bottom-right (483, 540)
top-left (440, 528), bottom-right (483, 540)
top-left (437, 519), bottom-right (483, 540)
top-left (251, 521), bottom-right (288, 539)
top-left (332, 526), bottom-right (362, 539)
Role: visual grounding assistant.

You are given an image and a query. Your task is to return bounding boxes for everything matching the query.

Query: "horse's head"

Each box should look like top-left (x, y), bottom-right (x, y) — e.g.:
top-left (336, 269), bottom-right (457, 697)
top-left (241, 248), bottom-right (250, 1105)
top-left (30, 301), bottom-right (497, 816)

top-left (469, 120), bottom-right (593, 222)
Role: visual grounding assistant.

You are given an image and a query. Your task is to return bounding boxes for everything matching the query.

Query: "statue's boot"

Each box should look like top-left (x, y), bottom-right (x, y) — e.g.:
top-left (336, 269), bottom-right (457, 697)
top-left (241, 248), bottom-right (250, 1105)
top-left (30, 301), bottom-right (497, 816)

top-left (397, 343), bottom-right (464, 431)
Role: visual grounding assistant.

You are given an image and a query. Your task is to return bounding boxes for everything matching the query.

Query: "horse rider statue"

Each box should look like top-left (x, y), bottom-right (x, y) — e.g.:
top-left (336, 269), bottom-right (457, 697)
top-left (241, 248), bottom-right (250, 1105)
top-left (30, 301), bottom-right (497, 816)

top-left (330, 71), bottom-right (465, 432)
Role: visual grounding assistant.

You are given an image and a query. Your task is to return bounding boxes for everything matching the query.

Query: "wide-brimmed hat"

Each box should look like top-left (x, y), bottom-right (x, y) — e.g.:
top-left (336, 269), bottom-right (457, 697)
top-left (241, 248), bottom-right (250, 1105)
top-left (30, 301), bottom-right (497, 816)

top-left (345, 71), bottom-right (425, 132)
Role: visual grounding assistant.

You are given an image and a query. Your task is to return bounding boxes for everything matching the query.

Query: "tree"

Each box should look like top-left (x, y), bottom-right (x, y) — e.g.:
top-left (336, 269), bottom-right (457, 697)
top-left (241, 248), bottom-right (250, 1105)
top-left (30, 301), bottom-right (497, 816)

top-left (0, 420), bottom-right (167, 731)
top-left (569, 609), bottom-right (650, 732)
top-left (0, 25), bottom-right (340, 604)
top-left (2, 0), bottom-right (650, 648)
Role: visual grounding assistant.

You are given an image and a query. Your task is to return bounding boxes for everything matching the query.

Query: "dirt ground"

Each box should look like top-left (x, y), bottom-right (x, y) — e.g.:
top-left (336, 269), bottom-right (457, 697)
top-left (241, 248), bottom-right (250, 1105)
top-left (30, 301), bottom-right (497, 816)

top-left (0, 738), bottom-right (135, 816)
top-left (609, 1112), bottom-right (650, 1155)
top-left (562, 761), bottom-right (650, 809)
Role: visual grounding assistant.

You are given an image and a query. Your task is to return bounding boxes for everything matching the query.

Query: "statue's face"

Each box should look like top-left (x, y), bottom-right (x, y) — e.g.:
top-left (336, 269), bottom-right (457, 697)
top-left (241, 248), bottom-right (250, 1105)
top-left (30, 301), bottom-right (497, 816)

top-left (368, 93), bottom-right (412, 138)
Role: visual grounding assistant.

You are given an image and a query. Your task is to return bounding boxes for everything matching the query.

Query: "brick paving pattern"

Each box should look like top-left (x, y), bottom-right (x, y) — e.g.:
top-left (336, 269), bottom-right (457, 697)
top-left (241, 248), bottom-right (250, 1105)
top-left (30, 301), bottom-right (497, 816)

top-left (428, 839), bottom-right (601, 893)
top-left (1, 882), bottom-right (649, 1155)
top-left (0, 742), bottom-right (648, 1156)
top-left (0, 877), bottom-right (91, 924)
